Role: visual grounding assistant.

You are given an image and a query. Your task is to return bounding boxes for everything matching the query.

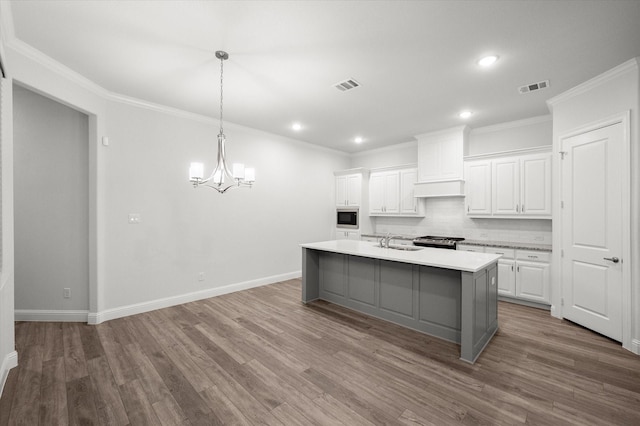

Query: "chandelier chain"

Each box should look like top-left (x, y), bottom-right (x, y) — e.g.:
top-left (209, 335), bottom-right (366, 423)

top-left (219, 54), bottom-right (224, 136)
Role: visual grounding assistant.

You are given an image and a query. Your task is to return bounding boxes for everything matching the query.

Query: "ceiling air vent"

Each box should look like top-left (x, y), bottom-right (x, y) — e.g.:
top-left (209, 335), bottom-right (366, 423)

top-left (334, 78), bottom-right (361, 92)
top-left (518, 80), bottom-right (550, 94)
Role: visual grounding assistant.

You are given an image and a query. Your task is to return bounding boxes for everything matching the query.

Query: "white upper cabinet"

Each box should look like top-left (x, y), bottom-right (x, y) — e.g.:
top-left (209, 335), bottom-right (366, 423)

top-left (369, 170), bottom-right (399, 214)
top-left (336, 173), bottom-right (362, 207)
top-left (399, 169), bottom-right (419, 214)
top-left (465, 149), bottom-right (552, 219)
top-left (493, 157), bottom-right (520, 215)
top-left (520, 153), bottom-right (552, 216)
top-left (464, 160), bottom-right (492, 216)
top-left (369, 167), bottom-right (422, 216)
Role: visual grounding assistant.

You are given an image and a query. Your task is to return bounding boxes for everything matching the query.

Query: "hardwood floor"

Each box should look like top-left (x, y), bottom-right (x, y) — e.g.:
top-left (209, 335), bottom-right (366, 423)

top-left (1, 278), bottom-right (639, 425)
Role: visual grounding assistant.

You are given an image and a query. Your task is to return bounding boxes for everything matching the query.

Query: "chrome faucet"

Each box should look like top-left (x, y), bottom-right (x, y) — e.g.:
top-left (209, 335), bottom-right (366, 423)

top-left (379, 233), bottom-right (401, 248)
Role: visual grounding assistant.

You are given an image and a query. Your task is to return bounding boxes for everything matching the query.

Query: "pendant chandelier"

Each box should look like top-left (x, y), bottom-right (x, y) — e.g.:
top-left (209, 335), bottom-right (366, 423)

top-left (189, 51), bottom-right (255, 193)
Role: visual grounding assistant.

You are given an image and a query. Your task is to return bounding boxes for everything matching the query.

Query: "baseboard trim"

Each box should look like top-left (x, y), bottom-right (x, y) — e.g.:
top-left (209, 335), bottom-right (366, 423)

top-left (631, 339), bottom-right (640, 355)
top-left (14, 309), bottom-right (89, 322)
top-left (88, 271), bottom-right (301, 325)
top-left (0, 350), bottom-right (18, 398)
top-left (498, 295), bottom-right (551, 311)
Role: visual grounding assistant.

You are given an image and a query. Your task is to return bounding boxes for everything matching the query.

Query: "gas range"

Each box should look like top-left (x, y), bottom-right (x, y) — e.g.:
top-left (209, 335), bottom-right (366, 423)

top-left (412, 235), bottom-right (465, 250)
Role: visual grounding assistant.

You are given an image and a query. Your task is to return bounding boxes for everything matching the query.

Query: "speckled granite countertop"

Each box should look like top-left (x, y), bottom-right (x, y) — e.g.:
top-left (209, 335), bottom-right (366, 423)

top-left (462, 240), bottom-right (552, 252)
top-left (361, 234), bottom-right (552, 252)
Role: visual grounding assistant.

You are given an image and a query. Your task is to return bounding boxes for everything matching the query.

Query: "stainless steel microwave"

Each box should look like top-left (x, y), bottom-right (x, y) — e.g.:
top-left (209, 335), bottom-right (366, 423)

top-left (337, 208), bottom-right (358, 229)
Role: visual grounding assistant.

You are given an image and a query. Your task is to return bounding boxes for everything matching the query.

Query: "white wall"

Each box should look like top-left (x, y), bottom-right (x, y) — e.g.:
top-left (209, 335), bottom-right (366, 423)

top-left (13, 86), bottom-right (89, 314)
top-left (0, 33), bottom-right (17, 398)
top-left (350, 141), bottom-right (417, 169)
top-left (548, 58), bottom-right (639, 354)
top-left (467, 116), bottom-right (552, 156)
top-left (102, 100), bottom-right (348, 312)
top-left (2, 37), bottom-right (349, 325)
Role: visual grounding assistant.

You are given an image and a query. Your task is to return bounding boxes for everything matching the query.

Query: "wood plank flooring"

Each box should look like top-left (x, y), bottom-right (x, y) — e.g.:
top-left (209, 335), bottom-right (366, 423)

top-left (1, 278), bottom-right (639, 425)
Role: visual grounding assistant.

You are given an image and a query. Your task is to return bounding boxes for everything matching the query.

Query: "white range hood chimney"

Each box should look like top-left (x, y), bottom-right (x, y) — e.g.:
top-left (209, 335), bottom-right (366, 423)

top-left (414, 126), bottom-right (468, 198)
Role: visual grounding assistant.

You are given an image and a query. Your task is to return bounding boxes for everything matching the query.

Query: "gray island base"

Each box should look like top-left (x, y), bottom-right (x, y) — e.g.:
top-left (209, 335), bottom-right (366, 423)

top-left (301, 240), bottom-right (501, 364)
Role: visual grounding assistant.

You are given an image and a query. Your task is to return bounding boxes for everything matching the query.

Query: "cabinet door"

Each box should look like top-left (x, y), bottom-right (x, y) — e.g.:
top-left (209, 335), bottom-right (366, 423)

top-left (464, 160), bottom-right (492, 216)
top-left (496, 259), bottom-right (516, 296)
top-left (335, 176), bottom-right (347, 206)
top-left (383, 171), bottom-right (400, 214)
top-left (516, 260), bottom-right (550, 303)
top-left (521, 153), bottom-right (551, 216)
top-left (369, 173), bottom-right (385, 214)
top-left (400, 169), bottom-right (418, 214)
top-left (493, 158), bottom-right (520, 215)
top-left (335, 229), bottom-right (349, 240)
top-left (346, 174), bottom-right (361, 207)
top-left (457, 244), bottom-right (485, 253)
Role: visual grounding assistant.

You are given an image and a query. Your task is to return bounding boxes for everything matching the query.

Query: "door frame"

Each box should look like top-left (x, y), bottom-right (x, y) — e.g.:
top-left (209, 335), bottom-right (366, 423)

top-left (556, 111), bottom-right (631, 350)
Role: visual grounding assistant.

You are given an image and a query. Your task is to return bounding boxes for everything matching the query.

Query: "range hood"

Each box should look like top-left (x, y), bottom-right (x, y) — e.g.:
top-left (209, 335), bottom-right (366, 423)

top-left (413, 126), bottom-right (467, 198)
top-left (414, 179), bottom-right (465, 198)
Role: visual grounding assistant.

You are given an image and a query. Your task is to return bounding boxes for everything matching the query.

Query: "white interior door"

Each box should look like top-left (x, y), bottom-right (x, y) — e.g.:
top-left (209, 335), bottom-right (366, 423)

top-left (561, 123), bottom-right (623, 341)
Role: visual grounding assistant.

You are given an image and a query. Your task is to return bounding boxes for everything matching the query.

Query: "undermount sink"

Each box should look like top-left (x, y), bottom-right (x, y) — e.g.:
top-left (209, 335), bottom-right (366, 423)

top-left (376, 244), bottom-right (423, 251)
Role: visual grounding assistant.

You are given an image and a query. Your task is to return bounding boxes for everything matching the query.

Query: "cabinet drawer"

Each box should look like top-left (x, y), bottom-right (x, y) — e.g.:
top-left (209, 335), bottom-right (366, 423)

top-left (485, 247), bottom-right (515, 259)
top-left (516, 250), bottom-right (551, 263)
top-left (457, 244), bottom-right (485, 253)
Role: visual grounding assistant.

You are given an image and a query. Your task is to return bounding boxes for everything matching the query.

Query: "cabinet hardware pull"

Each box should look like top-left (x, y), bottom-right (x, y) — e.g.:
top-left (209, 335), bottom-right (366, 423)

top-left (516, 204), bottom-right (519, 213)
top-left (467, 205), bottom-right (470, 213)
top-left (522, 204), bottom-right (525, 212)
top-left (528, 255), bottom-right (538, 259)
top-left (517, 266), bottom-right (520, 272)
top-left (511, 265), bottom-right (514, 271)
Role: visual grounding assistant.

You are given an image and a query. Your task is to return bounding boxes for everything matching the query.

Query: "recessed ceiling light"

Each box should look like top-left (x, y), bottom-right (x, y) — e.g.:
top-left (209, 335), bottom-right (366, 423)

top-left (291, 122), bottom-right (302, 131)
top-left (478, 55), bottom-right (499, 67)
top-left (354, 136), bottom-right (364, 144)
top-left (459, 110), bottom-right (473, 119)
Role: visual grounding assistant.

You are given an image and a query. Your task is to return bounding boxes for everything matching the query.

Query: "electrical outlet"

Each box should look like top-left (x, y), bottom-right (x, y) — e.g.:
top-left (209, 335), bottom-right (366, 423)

top-left (63, 288), bottom-right (71, 299)
top-left (198, 272), bottom-right (205, 282)
top-left (128, 213), bottom-right (141, 224)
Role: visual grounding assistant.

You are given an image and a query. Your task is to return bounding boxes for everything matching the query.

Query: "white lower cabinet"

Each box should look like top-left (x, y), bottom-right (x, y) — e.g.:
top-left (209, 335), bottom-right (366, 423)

top-left (336, 229), bottom-right (360, 240)
top-left (459, 245), bottom-right (550, 304)
top-left (514, 250), bottom-right (551, 303)
top-left (485, 247), bottom-right (516, 297)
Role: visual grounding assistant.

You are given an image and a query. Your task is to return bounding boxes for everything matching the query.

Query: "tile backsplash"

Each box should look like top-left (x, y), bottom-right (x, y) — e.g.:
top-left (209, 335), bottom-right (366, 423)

top-left (373, 197), bottom-right (552, 244)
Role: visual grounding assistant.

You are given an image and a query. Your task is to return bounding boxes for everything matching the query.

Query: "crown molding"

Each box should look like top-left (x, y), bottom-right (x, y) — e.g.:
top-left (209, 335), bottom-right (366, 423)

top-left (0, 2), bottom-right (15, 44)
top-left (471, 115), bottom-right (552, 135)
top-left (9, 38), bottom-right (110, 98)
top-left (415, 125), bottom-right (468, 140)
top-left (546, 57), bottom-right (639, 111)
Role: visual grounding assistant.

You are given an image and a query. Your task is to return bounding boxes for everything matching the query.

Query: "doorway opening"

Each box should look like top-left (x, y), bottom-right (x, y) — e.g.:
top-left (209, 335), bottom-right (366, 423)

top-left (13, 84), bottom-right (90, 320)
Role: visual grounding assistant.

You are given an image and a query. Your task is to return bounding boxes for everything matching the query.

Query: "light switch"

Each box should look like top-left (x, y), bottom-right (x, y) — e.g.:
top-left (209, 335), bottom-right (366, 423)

top-left (102, 136), bottom-right (109, 146)
top-left (128, 213), bottom-right (141, 224)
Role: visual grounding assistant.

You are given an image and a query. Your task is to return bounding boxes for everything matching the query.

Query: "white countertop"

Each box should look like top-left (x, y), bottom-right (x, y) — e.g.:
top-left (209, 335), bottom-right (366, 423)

top-left (301, 240), bottom-right (501, 273)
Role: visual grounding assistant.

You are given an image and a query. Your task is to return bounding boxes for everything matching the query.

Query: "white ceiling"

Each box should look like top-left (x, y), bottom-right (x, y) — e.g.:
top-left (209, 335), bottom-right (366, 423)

top-left (6, 1), bottom-right (640, 152)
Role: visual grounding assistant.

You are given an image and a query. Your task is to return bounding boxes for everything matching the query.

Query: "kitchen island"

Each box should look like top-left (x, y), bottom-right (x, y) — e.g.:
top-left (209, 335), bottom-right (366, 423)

top-left (301, 240), bottom-right (501, 363)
